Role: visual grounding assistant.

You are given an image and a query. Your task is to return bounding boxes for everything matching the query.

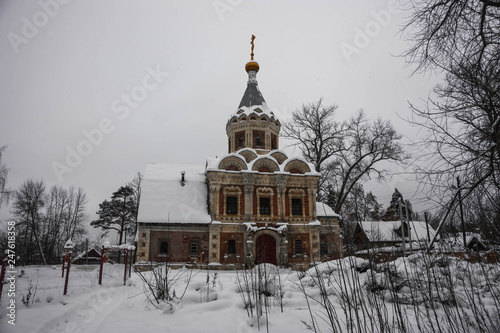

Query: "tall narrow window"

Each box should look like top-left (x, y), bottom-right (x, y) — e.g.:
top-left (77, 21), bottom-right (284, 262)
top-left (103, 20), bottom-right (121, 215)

top-left (190, 242), bottom-right (199, 255)
top-left (236, 131), bottom-right (245, 148)
top-left (295, 240), bottom-right (303, 254)
top-left (320, 243), bottom-right (328, 256)
top-left (159, 241), bottom-right (169, 254)
top-left (260, 197), bottom-right (270, 215)
top-left (227, 240), bottom-right (236, 254)
top-left (226, 196), bottom-right (237, 214)
top-left (292, 198), bottom-right (302, 216)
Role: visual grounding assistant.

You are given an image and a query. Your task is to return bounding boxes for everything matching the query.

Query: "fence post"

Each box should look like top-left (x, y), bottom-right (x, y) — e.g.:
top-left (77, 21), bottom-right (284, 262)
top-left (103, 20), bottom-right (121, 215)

top-left (63, 239), bottom-right (74, 296)
top-left (123, 249), bottom-right (128, 285)
top-left (61, 255), bottom-right (65, 278)
top-left (128, 246), bottom-right (133, 278)
top-left (0, 251), bottom-right (8, 302)
top-left (99, 245), bottom-right (105, 285)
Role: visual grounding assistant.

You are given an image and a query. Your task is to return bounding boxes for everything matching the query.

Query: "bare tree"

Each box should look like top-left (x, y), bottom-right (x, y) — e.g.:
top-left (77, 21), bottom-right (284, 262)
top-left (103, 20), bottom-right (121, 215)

top-left (402, 2), bottom-right (500, 234)
top-left (283, 102), bottom-right (407, 215)
top-left (65, 186), bottom-right (88, 240)
top-left (11, 179), bottom-right (47, 264)
top-left (327, 111), bottom-right (408, 214)
top-left (402, 0), bottom-right (500, 73)
top-left (11, 181), bottom-right (89, 264)
top-left (281, 99), bottom-right (345, 173)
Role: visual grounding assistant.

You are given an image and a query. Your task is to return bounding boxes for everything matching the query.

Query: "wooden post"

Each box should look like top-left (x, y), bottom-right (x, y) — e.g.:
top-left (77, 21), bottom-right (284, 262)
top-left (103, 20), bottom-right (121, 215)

top-left (123, 249), bottom-right (128, 285)
top-left (99, 245), bottom-right (105, 285)
top-left (61, 255), bottom-right (65, 278)
top-left (63, 252), bottom-right (71, 295)
top-left (128, 248), bottom-right (132, 278)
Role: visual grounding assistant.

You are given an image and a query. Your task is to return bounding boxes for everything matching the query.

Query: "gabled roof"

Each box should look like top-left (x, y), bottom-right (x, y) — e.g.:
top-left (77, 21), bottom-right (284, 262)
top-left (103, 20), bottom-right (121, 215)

top-left (357, 220), bottom-right (437, 243)
top-left (137, 163), bottom-right (211, 224)
top-left (72, 248), bottom-right (101, 262)
top-left (435, 232), bottom-right (489, 251)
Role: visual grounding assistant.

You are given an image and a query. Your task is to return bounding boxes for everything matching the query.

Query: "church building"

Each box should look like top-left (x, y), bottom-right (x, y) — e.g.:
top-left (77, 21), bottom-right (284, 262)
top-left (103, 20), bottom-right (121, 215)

top-left (136, 40), bottom-right (342, 269)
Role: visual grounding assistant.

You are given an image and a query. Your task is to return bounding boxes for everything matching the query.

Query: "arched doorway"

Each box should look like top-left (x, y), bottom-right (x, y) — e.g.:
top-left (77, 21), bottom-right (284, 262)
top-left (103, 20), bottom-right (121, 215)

top-left (255, 234), bottom-right (277, 265)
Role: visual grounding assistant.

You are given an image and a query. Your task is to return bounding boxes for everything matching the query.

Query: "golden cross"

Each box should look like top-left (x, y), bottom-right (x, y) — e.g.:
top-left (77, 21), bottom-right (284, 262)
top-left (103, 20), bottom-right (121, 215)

top-left (250, 35), bottom-right (255, 60)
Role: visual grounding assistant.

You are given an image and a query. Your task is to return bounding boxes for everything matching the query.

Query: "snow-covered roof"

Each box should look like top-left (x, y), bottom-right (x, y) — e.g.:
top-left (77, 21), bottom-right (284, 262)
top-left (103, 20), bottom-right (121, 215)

top-left (137, 163), bottom-right (211, 224)
top-left (435, 232), bottom-right (488, 251)
top-left (358, 221), bottom-right (436, 243)
top-left (316, 202), bottom-right (340, 218)
top-left (72, 248), bottom-right (101, 262)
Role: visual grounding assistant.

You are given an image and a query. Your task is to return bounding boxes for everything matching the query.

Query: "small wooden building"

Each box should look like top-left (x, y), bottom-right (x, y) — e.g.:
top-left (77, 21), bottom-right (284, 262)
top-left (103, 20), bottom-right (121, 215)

top-left (72, 248), bottom-right (101, 265)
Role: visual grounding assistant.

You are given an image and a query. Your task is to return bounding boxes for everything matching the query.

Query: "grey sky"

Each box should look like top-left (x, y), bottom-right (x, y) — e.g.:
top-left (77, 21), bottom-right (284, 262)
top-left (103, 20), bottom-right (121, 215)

top-left (0, 0), bottom-right (439, 225)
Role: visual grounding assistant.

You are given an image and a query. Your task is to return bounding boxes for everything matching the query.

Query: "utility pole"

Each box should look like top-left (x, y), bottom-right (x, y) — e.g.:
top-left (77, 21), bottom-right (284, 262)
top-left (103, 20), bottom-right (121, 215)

top-left (405, 200), bottom-right (412, 254)
top-left (399, 198), bottom-right (406, 257)
top-left (424, 212), bottom-right (431, 248)
top-left (457, 177), bottom-right (467, 249)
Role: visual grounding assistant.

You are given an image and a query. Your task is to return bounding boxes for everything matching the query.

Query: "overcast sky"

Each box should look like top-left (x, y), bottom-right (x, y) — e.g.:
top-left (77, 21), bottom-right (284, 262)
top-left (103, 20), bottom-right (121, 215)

top-left (0, 0), bottom-right (440, 228)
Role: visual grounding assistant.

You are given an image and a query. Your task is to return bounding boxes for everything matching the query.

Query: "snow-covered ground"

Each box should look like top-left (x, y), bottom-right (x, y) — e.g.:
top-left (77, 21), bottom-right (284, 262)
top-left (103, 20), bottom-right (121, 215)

top-left (1, 254), bottom-right (499, 333)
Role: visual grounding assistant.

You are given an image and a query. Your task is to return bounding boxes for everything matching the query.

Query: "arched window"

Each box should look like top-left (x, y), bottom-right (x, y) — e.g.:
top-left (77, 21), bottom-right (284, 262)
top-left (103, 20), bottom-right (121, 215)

top-left (294, 240), bottom-right (303, 254)
top-left (227, 240), bottom-right (236, 254)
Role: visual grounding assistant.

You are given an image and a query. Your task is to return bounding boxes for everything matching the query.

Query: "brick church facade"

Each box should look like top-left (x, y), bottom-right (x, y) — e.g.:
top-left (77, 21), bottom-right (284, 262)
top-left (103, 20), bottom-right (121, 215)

top-left (136, 49), bottom-right (342, 269)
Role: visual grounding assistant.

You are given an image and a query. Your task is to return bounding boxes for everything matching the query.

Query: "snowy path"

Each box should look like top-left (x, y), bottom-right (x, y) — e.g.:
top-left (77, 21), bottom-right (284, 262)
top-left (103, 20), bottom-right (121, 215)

top-left (1, 268), bottom-right (315, 333)
top-left (35, 284), bottom-right (133, 333)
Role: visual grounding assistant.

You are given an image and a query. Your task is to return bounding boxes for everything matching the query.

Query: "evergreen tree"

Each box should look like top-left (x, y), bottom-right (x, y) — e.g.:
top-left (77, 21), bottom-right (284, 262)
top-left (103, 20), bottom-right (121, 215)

top-left (384, 188), bottom-right (413, 221)
top-left (91, 186), bottom-right (137, 246)
top-left (365, 191), bottom-right (383, 220)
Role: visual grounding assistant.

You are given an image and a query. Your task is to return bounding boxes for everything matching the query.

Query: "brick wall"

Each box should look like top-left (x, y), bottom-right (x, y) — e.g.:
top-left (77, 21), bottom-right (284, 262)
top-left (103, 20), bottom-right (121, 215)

top-left (219, 232), bottom-right (244, 265)
top-left (149, 229), bottom-right (209, 263)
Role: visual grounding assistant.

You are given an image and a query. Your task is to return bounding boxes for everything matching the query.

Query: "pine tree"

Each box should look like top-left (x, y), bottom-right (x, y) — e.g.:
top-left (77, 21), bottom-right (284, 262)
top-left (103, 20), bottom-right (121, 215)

top-left (383, 188), bottom-right (413, 221)
top-left (91, 186), bottom-right (137, 246)
top-left (365, 191), bottom-right (383, 220)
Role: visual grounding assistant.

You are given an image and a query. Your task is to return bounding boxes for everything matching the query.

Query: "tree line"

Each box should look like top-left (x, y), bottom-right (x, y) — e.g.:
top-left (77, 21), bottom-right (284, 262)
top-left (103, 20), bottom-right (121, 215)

top-left (8, 179), bottom-right (88, 265)
top-left (0, 150), bottom-right (141, 264)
